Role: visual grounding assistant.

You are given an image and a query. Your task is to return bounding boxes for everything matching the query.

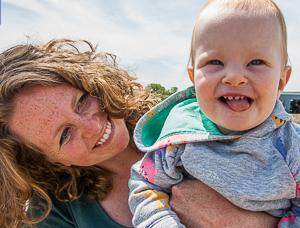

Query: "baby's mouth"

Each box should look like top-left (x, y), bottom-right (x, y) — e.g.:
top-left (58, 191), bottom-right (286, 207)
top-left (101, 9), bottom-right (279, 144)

top-left (94, 120), bottom-right (112, 148)
top-left (219, 95), bottom-right (253, 112)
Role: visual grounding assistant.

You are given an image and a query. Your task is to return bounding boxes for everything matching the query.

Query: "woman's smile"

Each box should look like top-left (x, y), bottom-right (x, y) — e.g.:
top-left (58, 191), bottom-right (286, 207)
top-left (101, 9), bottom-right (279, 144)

top-left (94, 119), bottom-right (113, 148)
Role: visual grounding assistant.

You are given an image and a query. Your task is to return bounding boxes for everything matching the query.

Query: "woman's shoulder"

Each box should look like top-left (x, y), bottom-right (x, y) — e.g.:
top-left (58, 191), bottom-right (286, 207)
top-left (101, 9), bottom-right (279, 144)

top-left (37, 196), bottom-right (126, 228)
top-left (35, 195), bottom-right (74, 227)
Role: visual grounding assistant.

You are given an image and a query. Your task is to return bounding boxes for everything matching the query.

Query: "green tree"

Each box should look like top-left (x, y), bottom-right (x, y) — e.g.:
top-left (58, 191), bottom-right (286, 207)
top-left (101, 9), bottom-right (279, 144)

top-left (146, 83), bottom-right (178, 100)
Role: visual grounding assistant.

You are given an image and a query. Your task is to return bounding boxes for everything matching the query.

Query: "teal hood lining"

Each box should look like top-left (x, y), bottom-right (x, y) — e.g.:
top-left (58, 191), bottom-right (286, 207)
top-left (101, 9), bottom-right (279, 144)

top-left (140, 88), bottom-right (222, 147)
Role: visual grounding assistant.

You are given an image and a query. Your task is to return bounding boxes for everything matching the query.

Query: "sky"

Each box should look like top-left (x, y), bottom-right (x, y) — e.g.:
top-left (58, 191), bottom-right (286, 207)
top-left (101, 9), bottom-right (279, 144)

top-left (0, 0), bottom-right (299, 91)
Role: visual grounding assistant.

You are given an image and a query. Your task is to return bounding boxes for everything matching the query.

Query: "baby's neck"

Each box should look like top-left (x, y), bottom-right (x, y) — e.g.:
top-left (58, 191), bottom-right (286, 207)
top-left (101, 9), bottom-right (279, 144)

top-left (217, 125), bottom-right (245, 135)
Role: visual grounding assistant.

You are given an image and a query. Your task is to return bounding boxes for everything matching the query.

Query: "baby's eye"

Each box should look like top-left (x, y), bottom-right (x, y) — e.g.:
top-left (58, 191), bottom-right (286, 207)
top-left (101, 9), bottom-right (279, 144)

top-left (60, 127), bottom-right (71, 146)
top-left (248, 59), bottom-right (265, 66)
top-left (207, 59), bottom-right (224, 66)
top-left (76, 93), bottom-right (88, 113)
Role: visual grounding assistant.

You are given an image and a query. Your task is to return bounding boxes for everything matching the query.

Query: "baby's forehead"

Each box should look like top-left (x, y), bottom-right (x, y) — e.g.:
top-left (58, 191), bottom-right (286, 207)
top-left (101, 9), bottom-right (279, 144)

top-left (197, 0), bottom-right (282, 27)
top-left (194, 3), bottom-right (283, 46)
top-left (195, 9), bottom-right (280, 38)
top-left (191, 7), bottom-right (283, 63)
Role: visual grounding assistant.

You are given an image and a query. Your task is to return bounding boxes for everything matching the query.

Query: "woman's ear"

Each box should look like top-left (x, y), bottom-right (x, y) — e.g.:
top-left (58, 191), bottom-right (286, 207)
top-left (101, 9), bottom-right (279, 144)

top-left (188, 68), bottom-right (194, 83)
top-left (278, 66), bottom-right (292, 93)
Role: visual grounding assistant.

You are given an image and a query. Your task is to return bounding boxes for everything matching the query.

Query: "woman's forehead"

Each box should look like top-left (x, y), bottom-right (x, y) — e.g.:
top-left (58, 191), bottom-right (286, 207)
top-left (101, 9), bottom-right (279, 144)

top-left (11, 84), bottom-right (76, 122)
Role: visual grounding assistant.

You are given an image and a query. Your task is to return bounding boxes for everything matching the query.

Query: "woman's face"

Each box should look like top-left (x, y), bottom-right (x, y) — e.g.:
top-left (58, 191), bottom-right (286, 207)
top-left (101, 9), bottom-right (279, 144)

top-left (9, 84), bottom-right (130, 166)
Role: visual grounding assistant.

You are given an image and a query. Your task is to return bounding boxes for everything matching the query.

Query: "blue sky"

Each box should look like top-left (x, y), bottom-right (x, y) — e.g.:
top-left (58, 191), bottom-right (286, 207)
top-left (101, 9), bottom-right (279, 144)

top-left (0, 0), bottom-right (299, 91)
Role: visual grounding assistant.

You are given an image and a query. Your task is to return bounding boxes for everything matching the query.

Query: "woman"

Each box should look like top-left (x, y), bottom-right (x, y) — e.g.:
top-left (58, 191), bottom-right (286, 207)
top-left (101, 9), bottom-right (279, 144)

top-left (0, 39), bottom-right (277, 227)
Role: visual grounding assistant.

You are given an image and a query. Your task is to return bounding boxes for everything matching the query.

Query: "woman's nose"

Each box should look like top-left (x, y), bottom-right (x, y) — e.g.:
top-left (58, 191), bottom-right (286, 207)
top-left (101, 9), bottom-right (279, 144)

top-left (78, 115), bottom-right (100, 139)
top-left (222, 67), bottom-right (248, 86)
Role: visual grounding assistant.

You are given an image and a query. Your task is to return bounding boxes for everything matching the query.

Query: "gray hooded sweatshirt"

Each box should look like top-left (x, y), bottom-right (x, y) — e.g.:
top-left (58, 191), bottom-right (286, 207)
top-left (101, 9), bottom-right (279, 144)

top-left (129, 87), bottom-right (300, 228)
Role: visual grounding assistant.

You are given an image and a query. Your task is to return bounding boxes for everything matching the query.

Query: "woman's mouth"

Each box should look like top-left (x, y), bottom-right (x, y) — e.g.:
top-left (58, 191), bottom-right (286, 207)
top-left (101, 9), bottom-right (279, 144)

top-left (95, 120), bottom-right (112, 147)
top-left (219, 95), bottom-right (253, 112)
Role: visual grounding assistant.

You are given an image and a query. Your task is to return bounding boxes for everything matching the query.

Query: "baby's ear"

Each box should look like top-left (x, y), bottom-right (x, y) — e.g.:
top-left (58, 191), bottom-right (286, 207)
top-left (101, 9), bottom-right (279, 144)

top-left (278, 66), bottom-right (292, 92)
top-left (188, 68), bottom-right (194, 83)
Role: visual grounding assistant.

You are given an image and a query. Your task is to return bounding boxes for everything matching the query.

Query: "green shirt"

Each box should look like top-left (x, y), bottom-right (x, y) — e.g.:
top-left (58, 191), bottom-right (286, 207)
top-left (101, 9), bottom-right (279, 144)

top-left (37, 196), bottom-right (126, 228)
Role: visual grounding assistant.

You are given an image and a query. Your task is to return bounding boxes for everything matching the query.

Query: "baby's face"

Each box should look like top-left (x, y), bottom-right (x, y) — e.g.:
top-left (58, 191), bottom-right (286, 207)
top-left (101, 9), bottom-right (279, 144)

top-left (191, 8), bottom-right (291, 134)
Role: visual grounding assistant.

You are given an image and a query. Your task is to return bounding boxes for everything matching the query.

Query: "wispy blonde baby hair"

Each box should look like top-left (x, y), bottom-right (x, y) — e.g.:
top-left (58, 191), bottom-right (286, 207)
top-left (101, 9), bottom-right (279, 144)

top-left (188, 0), bottom-right (288, 69)
top-left (0, 39), bottom-right (156, 227)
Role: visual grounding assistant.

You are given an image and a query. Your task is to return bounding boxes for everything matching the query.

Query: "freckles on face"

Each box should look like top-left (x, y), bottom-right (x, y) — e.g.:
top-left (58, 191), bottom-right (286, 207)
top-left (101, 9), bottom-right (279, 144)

top-left (9, 85), bottom-right (71, 155)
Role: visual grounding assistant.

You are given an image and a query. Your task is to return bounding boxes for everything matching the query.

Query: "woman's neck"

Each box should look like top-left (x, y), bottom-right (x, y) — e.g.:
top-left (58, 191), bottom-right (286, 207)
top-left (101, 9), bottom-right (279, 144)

top-left (98, 144), bottom-right (143, 227)
top-left (98, 144), bottom-right (143, 176)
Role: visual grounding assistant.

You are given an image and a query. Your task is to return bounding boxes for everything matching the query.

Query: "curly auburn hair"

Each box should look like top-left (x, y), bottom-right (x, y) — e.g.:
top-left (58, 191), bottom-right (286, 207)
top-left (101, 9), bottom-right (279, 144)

top-left (0, 39), bottom-right (156, 227)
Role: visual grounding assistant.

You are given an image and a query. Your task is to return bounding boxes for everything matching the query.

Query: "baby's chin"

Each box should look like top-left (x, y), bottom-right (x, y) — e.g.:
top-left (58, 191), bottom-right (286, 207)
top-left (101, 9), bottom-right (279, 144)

top-left (216, 120), bottom-right (264, 135)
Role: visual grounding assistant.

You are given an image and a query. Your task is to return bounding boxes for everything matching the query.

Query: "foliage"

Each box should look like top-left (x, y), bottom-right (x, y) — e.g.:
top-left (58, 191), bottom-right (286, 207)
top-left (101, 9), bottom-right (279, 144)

top-left (146, 83), bottom-right (178, 100)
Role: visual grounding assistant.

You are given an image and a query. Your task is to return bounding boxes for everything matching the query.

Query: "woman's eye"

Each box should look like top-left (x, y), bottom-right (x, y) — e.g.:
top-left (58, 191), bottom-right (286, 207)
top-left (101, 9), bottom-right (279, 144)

top-left (248, 59), bottom-right (265, 66)
top-left (60, 127), bottom-right (71, 146)
top-left (207, 59), bottom-right (224, 66)
top-left (77, 93), bottom-right (88, 112)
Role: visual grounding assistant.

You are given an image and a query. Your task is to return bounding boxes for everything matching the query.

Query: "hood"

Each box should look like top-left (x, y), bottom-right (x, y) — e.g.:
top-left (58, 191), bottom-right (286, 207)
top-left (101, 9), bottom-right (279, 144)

top-left (134, 87), bottom-right (233, 152)
top-left (134, 87), bottom-right (292, 153)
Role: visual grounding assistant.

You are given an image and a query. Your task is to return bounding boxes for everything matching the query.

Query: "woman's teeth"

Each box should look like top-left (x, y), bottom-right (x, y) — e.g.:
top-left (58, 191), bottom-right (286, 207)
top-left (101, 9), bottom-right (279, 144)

top-left (96, 121), bottom-right (112, 146)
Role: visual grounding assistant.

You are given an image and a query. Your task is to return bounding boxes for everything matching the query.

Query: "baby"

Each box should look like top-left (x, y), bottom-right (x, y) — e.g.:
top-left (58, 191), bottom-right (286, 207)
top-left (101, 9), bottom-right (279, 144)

top-left (129, 0), bottom-right (300, 227)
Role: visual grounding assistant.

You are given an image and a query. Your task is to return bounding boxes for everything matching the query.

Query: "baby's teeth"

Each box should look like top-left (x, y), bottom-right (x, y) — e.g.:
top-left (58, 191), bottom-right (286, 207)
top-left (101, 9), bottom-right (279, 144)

top-left (223, 96), bottom-right (246, 100)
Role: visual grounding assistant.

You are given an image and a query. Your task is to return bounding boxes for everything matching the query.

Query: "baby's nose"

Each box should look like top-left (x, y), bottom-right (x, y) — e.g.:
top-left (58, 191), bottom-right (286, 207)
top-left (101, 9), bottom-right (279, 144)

top-left (222, 69), bottom-right (248, 86)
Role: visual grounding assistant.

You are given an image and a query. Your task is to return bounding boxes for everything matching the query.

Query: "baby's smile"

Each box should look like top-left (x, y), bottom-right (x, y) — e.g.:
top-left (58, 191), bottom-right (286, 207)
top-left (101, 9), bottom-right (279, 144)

top-left (219, 95), bottom-right (253, 112)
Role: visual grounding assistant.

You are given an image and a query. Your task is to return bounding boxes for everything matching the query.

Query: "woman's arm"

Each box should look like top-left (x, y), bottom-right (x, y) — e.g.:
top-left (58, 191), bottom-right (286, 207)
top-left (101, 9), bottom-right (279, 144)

top-left (170, 180), bottom-right (278, 228)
